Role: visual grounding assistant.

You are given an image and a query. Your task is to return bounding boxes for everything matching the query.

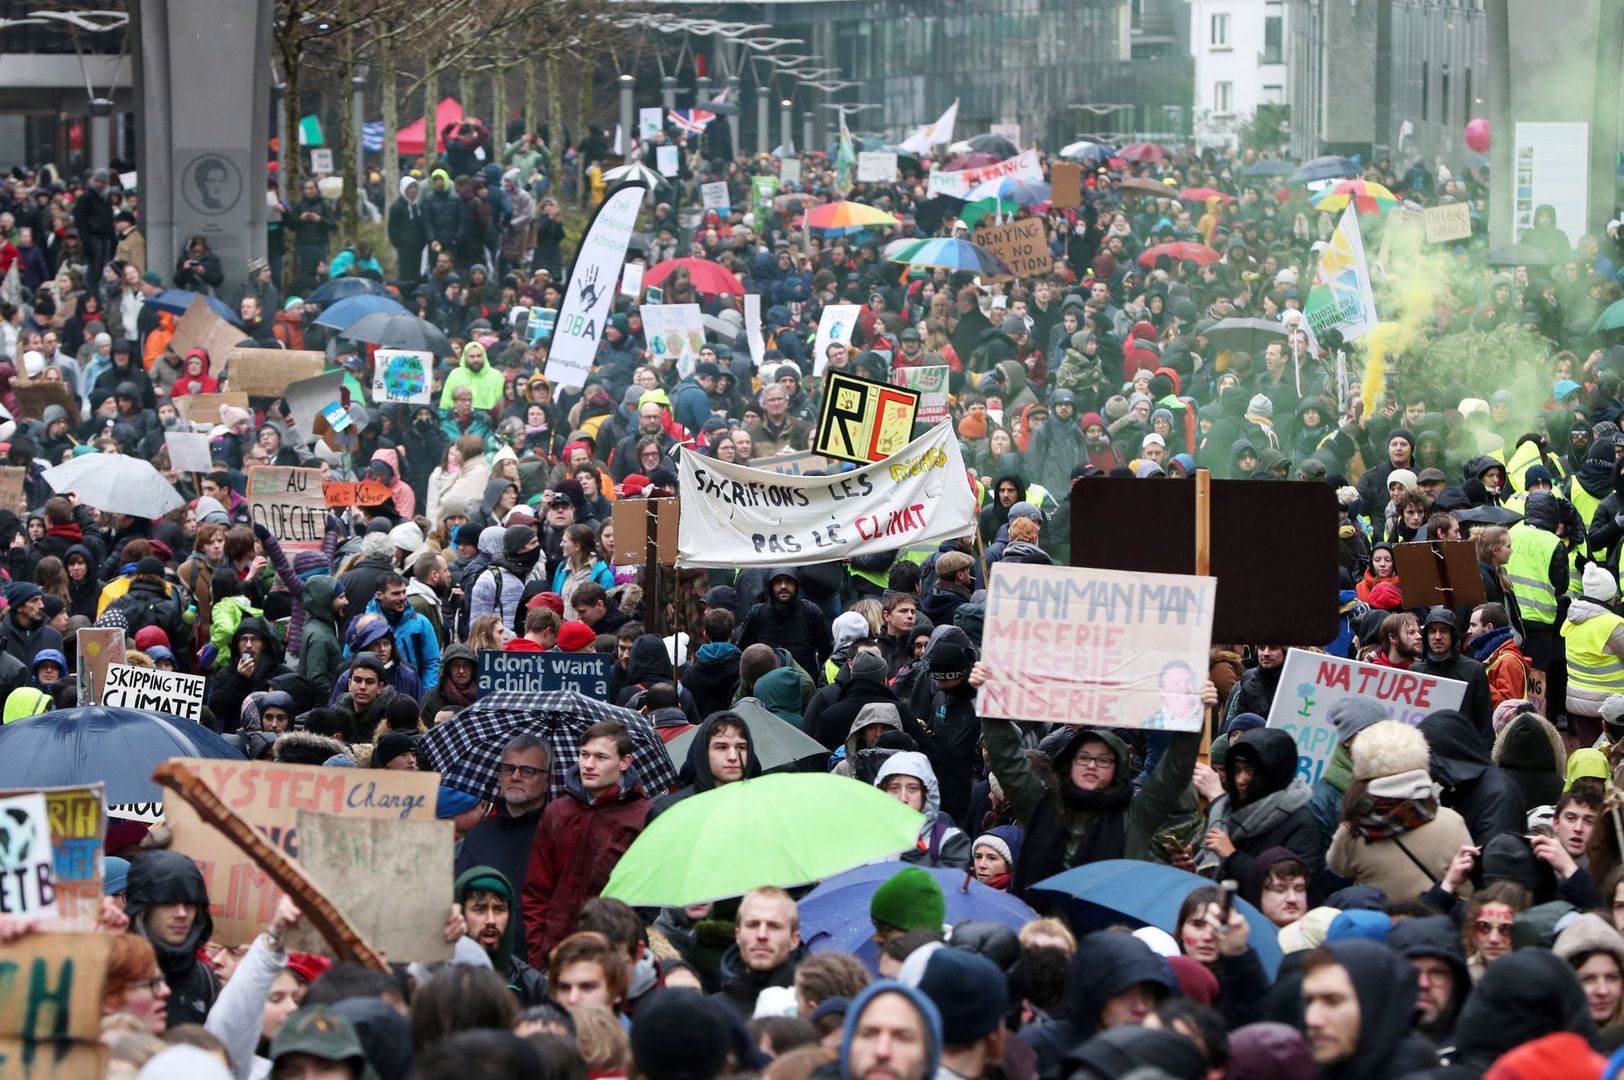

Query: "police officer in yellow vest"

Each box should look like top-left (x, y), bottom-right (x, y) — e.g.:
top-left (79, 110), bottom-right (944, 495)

top-left (1562, 563), bottom-right (1624, 747)
top-left (1505, 491), bottom-right (1570, 680)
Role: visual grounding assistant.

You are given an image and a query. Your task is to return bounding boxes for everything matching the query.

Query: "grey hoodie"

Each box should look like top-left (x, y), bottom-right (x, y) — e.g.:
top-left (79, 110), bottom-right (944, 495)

top-left (873, 750), bottom-right (972, 870)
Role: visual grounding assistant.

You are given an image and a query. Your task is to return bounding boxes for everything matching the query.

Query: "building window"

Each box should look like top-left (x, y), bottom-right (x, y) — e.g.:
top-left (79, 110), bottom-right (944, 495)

top-left (1263, 15), bottom-right (1283, 63)
top-left (1214, 81), bottom-right (1233, 113)
top-left (1210, 12), bottom-right (1230, 47)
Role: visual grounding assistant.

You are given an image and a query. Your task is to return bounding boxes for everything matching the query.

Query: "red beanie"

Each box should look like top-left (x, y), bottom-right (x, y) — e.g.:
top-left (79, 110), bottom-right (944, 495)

top-left (133, 626), bottom-right (171, 653)
top-left (1368, 581), bottom-right (1405, 611)
top-left (1167, 955), bottom-right (1218, 1006)
top-left (555, 621), bottom-right (597, 652)
top-left (525, 591), bottom-right (565, 615)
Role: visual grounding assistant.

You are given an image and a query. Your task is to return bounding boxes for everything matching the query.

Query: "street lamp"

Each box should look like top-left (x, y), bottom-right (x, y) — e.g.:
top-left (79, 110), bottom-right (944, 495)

top-left (618, 74), bottom-right (635, 157)
top-left (780, 98), bottom-right (794, 154)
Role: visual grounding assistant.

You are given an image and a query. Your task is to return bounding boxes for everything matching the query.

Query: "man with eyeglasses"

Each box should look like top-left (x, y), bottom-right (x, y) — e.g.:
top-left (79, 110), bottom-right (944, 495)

top-left (455, 733), bottom-right (552, 960)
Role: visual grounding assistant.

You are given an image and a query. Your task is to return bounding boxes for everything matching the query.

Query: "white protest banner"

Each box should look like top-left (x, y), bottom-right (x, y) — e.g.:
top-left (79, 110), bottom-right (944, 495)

top-left (926, 148), bottom-right (1042, 197)
top-left (701, 181), bottom-right (730, 211)
top-left (639, 107), bottom-right (663, 141)
top-left (0, 793), bottom-right (58, 918)
top-left (620, 260), bottom-right (645, 298)
top-left (164, 431), bottom-right (214, 474)
top-left (100, 663), bottom-right (206, 722)
top-left (812, 303), bottom-right (862, 376)
top-left (371, 350), bottom-right (433, 405)
top-left (780, 157), bottom-right (802, 184)
top-left (978, 565), bottom-right (1215, 729)
top-left (547, 183), bottom-right (646, 389)
top-left (896, 365), bottom-right (949, 426)
top-left (744, 294), bottom-right (766, 370)
top-left (247, 466), bottom-right (327, 551)
top-left (309, 147), bottom-right (334, 175)
top-left (1266, 648), bottom-right (1467, 786)
top-left (677, 422), bottom-right (976, 568)
top-left (643, 303), bottom-right (705, 377)
top-left (1422, 202), bottom-right (1473, 244)
top-left (656, 145), bottom-right (679, 177)
top-left (857, 151), bottom-right (899, 183)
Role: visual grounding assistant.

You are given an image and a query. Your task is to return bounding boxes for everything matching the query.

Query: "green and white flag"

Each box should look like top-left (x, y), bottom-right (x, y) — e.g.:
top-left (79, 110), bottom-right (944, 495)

top-left (1304, 206), bottom-right (1378, 342)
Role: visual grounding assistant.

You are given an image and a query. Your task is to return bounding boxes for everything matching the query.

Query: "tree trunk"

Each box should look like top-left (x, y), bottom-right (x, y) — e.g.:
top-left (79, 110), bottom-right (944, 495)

top-left (523, 60), bottom-right (537, 139)
top-left (491, 67), bottom-right (507, 154)
top-left (425, 67), bottom-right (440, 167)
top-left (281, 40), bottom-right (301, 295)
top-left (578, 57), bottom-right (595, 146)
top-left (545, 55), bottom-right (561, 193)
top-left (380, 35), bottom-right (399, 253)
top-left (337, 0), bottom-right (360, 247)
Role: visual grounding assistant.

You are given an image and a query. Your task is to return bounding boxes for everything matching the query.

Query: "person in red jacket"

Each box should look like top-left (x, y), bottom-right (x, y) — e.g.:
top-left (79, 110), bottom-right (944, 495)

top-left (523, 720), bottom-right (650, 967)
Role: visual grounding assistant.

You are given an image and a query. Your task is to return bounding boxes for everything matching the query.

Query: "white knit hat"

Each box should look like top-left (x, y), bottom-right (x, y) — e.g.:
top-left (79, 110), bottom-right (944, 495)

top-left (1583, 563), bottom-right (1618, 603)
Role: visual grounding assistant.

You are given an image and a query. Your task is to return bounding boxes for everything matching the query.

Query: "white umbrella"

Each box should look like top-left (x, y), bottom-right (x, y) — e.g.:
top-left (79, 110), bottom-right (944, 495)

top-left (42, 454), bottom-right (186, 519)
top-left (603, 162), bottom-right (662, 188)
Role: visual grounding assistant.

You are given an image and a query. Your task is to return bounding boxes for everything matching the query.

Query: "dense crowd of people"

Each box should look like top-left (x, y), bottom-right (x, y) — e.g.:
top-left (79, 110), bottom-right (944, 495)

top-left (9, 115), bottom-right (1624, 1079)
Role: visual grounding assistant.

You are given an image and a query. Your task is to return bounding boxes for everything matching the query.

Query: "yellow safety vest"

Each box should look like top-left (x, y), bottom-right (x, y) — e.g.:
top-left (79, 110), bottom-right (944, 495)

top-left (1572, 481), bottom-right (1605, 555)
top-left (1505, 523), bottom-right (1561, 625)
top-left (1562, 610), bottom-right (1624, 697)
top-left (1500, 439), bottom-right (1566, 491)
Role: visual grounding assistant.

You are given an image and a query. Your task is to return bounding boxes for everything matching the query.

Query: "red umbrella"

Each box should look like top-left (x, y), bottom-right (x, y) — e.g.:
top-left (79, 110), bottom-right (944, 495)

top-left (1137, 242), bottom-right (1221, 268)
top-left (645, 258), bottom-right (746, 296)
top-left (1119, 143), bottom-right (1168, 163)
top-left (1179, 187), bottom-right (1233, 204)
top-left (941, 152), bottom-right (1002, 172)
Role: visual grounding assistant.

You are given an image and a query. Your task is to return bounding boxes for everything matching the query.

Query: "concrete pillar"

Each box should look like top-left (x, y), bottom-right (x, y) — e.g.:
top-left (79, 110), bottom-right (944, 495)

top-left (756, 86), bottom-right (770, 154)
top-left (781, 98), bottom-right (794, 155)
top-left (695, 75), bottom-right (712, 107)
top-left (88, 98), bottom-right (113, 171)
top-left (727, 75), bottom-right (742, 150)
top-left (661, 76), bottom-right (677, 113)
top-left (618, 75), bottom-right (635, 158)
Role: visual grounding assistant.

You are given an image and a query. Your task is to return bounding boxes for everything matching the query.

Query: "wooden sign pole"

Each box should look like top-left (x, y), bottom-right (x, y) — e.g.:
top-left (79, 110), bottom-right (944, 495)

top-left (644, 500), bottom-right (666, 641)
top-left (1194, 469), bottom-right (1214, 763)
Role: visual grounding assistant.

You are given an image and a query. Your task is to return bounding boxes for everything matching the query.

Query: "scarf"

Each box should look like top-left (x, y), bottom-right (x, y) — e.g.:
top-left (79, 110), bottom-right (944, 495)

top-left (1467, 625), bottom-right (1515, 663)
top-left (1016, 779), bottom-right (1132, 892)
top-left (1197, 779), bottom-right (1313, 871)
top-left (440, 676), bottom-right (478, 709)
top-left (1353, 793), bottom-right (1439, 840)
top-left (981, 872), bottom-right (1012, 892)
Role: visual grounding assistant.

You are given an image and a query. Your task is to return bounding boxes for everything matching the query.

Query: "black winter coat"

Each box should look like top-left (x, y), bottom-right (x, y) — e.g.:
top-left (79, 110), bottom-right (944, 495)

top-left (1419, 709), bottom-right (1528, 845)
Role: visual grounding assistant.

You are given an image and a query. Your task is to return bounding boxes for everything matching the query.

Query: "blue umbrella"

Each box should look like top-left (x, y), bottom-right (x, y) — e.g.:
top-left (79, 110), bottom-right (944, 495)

top-left (306, 277), bottom-right (394, 306)
top-left (144, 289), bottom-right (243, 327)
top-left (0, 705), bottom-right (244, 805)
top-left (1027, 860), bottom-right (1283, 977)
top-left (1289, 156), bottom-right (1361, 186)
top-left (1243, 159), bottom-right (1294, 178)
top-left (315, 293), bottom-right (407, 330)
top-left (799, 862), bottom-right (1038, 971)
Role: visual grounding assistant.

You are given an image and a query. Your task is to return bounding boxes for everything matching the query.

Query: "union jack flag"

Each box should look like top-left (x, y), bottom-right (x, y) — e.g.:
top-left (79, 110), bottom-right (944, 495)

top-left (669, 108), bottom-right (716, 135)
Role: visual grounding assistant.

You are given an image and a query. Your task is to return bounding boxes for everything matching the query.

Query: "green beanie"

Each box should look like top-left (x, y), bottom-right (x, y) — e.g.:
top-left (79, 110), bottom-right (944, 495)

top-left (870, 866), bottom-right (946, 933)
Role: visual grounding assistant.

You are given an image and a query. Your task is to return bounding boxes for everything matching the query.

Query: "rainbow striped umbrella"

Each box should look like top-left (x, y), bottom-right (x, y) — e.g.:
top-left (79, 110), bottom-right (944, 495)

top-left (884, 237), bottom-right (1012, 276)
top-left (1311, 179), bottom-right (1398, 214)
top-left (802, 200), bottom-right (900, 233)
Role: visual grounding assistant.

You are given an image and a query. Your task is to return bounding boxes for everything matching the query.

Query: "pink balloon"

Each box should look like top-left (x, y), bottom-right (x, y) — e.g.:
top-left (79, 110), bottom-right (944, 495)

top-left (1465, 118), bottom-right (1491, 153)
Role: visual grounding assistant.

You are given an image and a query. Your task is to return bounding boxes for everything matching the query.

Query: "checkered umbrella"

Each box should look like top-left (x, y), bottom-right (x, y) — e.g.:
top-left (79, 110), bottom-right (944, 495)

top-left (420, 690), bottom-right (678, 801)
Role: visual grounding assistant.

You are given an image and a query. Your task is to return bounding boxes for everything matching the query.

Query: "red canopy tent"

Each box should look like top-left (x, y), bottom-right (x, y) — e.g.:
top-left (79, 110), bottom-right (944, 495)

top-left (395, 98), bottom-right (464, 157)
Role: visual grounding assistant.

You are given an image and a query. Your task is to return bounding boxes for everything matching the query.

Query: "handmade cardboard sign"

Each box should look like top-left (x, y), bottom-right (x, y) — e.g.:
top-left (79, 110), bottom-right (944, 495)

top-left (814, 371), bottom-right (921, 465)
top-left (0, 792), bottom-right (58, 918)
top-left (247, 466), bottom-right (326, 550)
top-left (972, 217), bottom-right (1050, 278)
top-left (1423, 202), bottom-right (1473, 243)
top-left (76, 627), bottom-right (125, 707)
top-left (476, 651), bottom-right (612, 698)
top-left (0, 932), bottom-right (109, 1078)
top-left (163, 758), bottom-right (440, 944)
top-left (164, 431), bottom-right (215, 474)
top-left (370, 350), bottom-right (433, 405)
top-left (99, 664), bottom-right (207, 722)
top-left (13, 381), bottom-right (78, 423)
top-left (1266, 649), bottom-right (1467, 785)
top-left (979, 564), bottom-right (1216, 729)
top-left (0, 786), bottom-right (102, 930)
top-left (175, 391), bottom-right (249, 426)
top-left (0, 466), bottom-right (25, 515)
top-left (227, 349), bottom-right (325, 396)
top-left (612, 498), bottom-right (679, 565)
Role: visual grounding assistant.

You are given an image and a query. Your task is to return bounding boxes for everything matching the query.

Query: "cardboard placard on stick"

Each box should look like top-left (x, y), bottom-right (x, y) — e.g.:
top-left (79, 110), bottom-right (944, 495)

top-left (0, 466), bottom-right (25, 515)
top-left (613, 498), bottom-right (679, 566)
top-left (1051, 162), bottom-right (1084, 208)
top-left (175, 392), bottom-right (249, 427)
top-left (227, 349), bottom-right (326, 397)
top-left (162, 758), bottom-right (441, 946)
top-left (76, 626), bottom-right (125, 706)
top-left (972, 217), bottom-right (1050, 279)
top-left (13, 380), bottom-right (78, 423)
top-left (285, 371), bottom-right (347, 445)
top-left (0, 785), bottom-right (104, 931)
top-left (0, 932), bottom-right (109, 1079)
top-left (1394, 540), bottom-right (1486, 609)
top-left (167, 295), bottom-right (220, 359)
top-left (1423, 202), bottom-right (1474, 244)
top-left (100, 664), bottom-right (207, 722)
top-left (1069, 477), bottom-right (1340, 644)
top-left (287, 811), bottom-right (453, 963)
top-left (0, 792), bottom-right (59, 918)
top-left (247, 466), bottom-right (327, 550)
top-left (164, 431), bottom-right (215, 474)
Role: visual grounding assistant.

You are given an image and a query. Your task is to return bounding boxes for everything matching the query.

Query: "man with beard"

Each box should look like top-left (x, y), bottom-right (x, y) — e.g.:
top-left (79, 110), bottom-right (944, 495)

top-left (1415, 608), bottom-right (1493, 739)
top-left (737, 568), bottom-right (833, 683)
top-left (1223, 644), bottom-right (1287, 724)
top-left (453, 865), bottom-right (549, 1003)
top-left (1372, 613), bottom-right (1423, 669)
top-left (206, 616), bottom-right (284, 733)
top-left (457, 733), bottom-right (550, 963)
top-left (1386, 915), bottom-right (1471, 1061)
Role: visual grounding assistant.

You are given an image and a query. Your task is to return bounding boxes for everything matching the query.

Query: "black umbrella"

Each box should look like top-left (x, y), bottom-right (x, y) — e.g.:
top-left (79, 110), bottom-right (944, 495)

top-left (914, 195), bottom-right (967, 237)
top-left (1486, 244), bottom-right (1561, 268)
top-left (1201, 317), bottom-right (1289, 354)
top-left (343, 311), bottom-right (455, 357)
top-left (1454, 504), bottom-right (1523, 526)
top-left (1243, 159), bottom-right (1294, 178)
top-left (1290, 156), bottom-right (1360, 185)
top-left (306, 277), bottom-right (395, 306)
top-left (962, 133), bottom-right (1019, 159)
top-left (700, 98), bottom-right (741, 117)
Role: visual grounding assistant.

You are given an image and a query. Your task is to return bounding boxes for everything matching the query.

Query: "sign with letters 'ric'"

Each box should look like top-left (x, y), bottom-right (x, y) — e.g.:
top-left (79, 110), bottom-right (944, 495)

top-left (814, 372), bottom-right (920, 465)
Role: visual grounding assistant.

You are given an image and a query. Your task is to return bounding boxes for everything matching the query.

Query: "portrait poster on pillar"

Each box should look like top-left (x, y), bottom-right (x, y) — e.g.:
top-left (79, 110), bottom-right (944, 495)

top-left (175, 149), bottom-right (251, 266)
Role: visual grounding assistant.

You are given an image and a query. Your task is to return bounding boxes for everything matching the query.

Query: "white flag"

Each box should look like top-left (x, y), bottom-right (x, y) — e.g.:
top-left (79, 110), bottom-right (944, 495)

top-left (900, 100), bottom-right (959, 154)
top-left (546, 183), bottom-right (645, 389)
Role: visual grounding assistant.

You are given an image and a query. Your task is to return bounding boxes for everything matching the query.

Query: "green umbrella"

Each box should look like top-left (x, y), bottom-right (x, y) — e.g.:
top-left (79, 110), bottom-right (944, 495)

top-left (1594, 298), bottom-right (1624, 333)
top-left (603, 774), bottom-right (924, 906)
top-left (664, 700), bottom-right (827, 772)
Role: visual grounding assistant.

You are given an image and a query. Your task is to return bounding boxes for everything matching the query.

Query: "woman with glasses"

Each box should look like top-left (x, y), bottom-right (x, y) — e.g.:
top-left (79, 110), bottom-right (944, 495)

top-left (1462, 881), bottom-right (1529, 981)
